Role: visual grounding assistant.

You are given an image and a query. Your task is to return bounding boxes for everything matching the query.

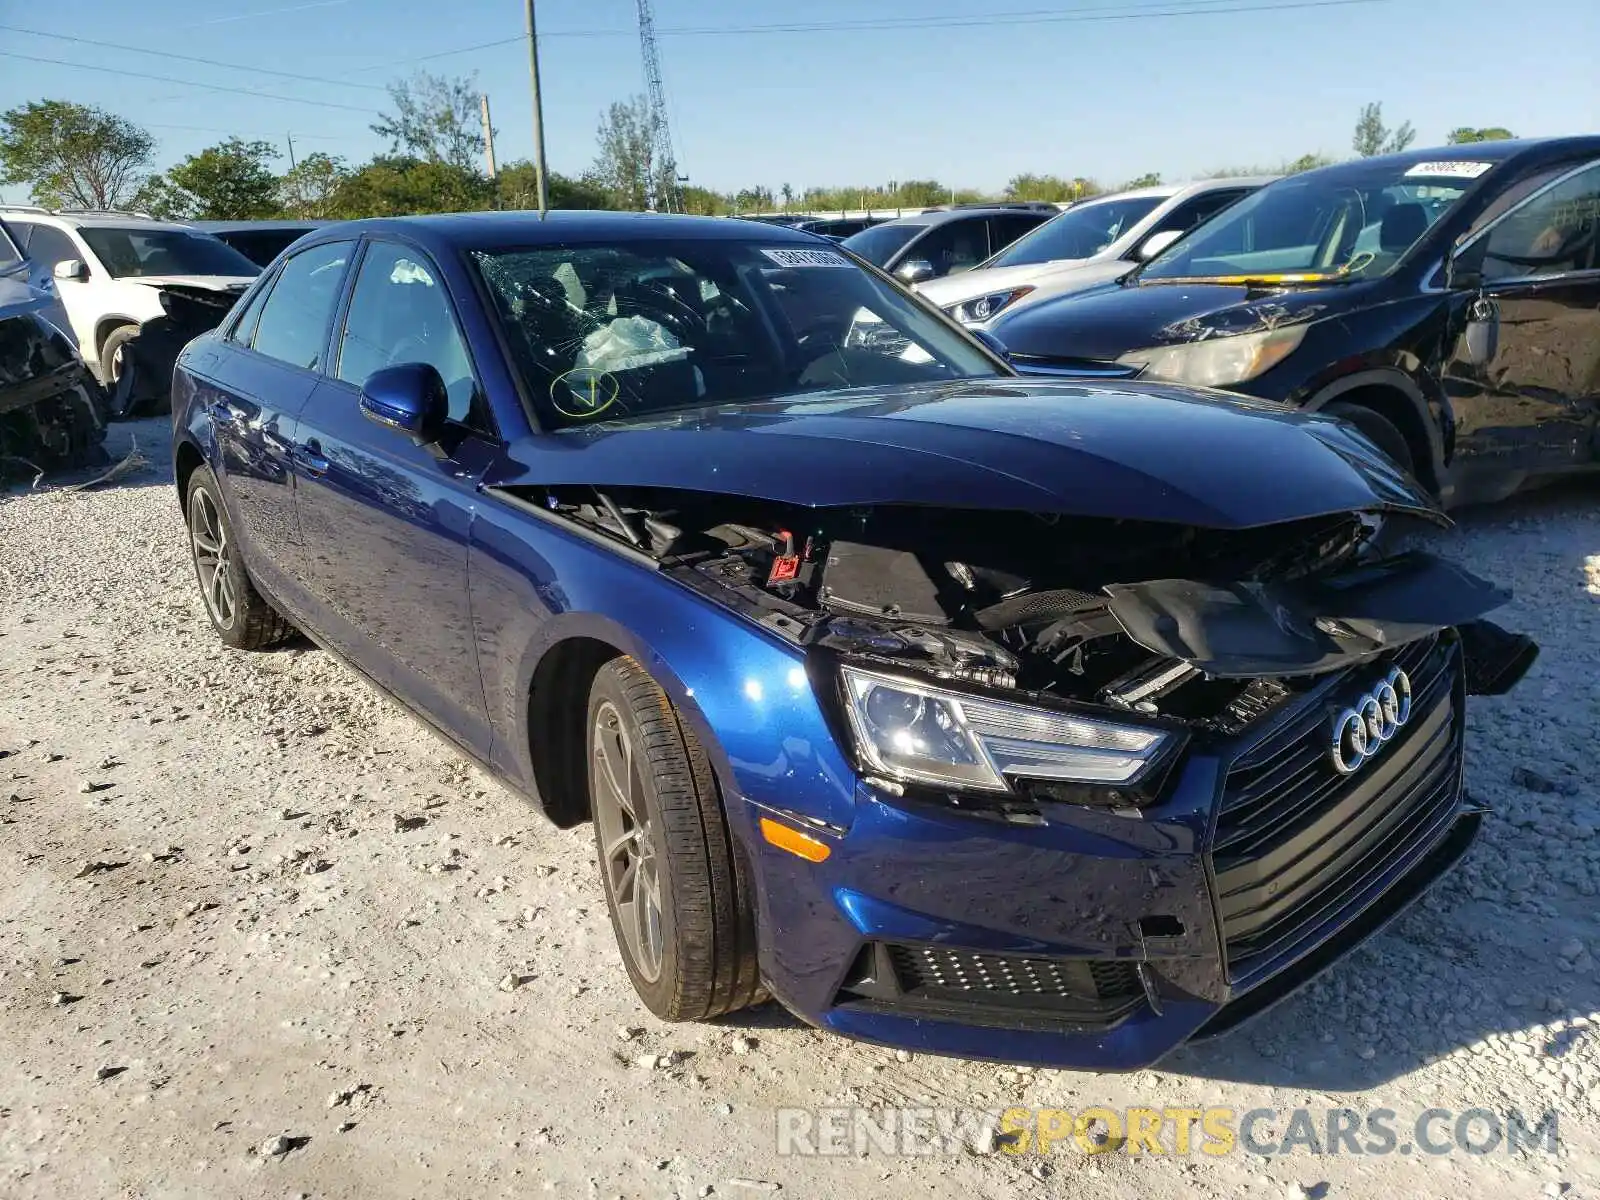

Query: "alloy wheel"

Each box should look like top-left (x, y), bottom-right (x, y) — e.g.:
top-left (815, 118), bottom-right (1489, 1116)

top-left (188, 488), bottom-right (237, 630)
top-left (591, 699), bottom-right (664, 983)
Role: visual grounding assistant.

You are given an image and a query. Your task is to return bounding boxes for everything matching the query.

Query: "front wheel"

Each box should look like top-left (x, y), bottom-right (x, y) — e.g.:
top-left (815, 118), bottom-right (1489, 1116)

top-left (587, 657), bottom-right (764, 1021)
top-left (1324, 401), bottom-right (1415, 477)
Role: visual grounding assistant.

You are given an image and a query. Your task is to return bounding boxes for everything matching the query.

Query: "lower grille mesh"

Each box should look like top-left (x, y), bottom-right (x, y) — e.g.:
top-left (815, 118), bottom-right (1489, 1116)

top-left (887, 944), bottom-right (1139, 1004)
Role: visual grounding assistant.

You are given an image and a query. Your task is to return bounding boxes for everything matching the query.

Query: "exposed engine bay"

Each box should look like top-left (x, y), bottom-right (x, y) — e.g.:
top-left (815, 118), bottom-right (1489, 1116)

top-left (510, 484), bottom-right (1539, 744)
top-left (110, 283), bottom-right (244, 418)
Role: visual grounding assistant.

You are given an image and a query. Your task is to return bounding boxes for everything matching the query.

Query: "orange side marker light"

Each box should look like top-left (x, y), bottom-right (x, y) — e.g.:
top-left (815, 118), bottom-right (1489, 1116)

top-left (759, 817), bottom-right (832, 862)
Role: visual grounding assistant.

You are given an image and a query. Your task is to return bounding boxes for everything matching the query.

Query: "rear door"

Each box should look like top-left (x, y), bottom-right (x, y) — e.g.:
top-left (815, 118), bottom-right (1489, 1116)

top-left (289, 237), bottom-right (498, 757)
top-left (188, 239), bottom-right (354, 609)
top-left (1450, 158), bottom-right (1600, 472)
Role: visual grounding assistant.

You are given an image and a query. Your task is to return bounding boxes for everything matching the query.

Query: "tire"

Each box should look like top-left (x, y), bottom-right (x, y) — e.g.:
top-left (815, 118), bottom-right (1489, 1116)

top-left (587, 657), bottom-right (763, 1021)
top-left (1324, 401), bottom-right (1415, 476)
top-left (99, 324), bottom-right (139, 388)
top-left (185, 465), bottom-right (295, 651)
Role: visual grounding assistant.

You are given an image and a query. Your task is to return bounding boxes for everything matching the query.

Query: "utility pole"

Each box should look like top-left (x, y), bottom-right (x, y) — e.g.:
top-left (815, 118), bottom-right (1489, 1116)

top-left (286, 133), bottom-right (297, 171)
top-left (523, 0), bottom-right (549, 215)
top-left (479, 93), bottom-right (497, 180)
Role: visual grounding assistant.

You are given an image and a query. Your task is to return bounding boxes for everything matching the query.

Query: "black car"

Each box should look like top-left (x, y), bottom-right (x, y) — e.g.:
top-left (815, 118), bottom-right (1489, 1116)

top-left (842, 206), bottom-right (1056, 284)
top-left (990, 138), bottom-right (1600, 507)
top-left (193, 220), bottom-right (327, 268)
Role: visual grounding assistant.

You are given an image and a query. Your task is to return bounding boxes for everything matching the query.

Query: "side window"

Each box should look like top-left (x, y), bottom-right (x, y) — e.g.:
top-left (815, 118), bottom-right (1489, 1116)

top-left (912, 219), bottom-right (990, 278)
top-left (1482, 162), bottom-right (1600, 281)
top-left (227, 275), bottom-right (274, 346)
top-left (992, 214), bottom-right (1048, 250)
top-left (1153, 190), bottom-right (1248, 237)
top-left (249, 240), bottom-right (352, 370)
top-left (20, 224), bottom-right (80, 272)
top-left (336, 241), bottom-right (482, 428)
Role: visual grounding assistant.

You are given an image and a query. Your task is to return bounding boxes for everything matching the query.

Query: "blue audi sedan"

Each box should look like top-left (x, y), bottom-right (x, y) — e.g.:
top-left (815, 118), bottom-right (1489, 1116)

top-left (170, 212), bottom-right (1535, 1069)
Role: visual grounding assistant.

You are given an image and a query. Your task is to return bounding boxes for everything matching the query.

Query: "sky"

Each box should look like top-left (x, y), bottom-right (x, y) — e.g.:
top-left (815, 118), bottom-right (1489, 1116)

top-left (2, 0), bottom-right (1598, 203)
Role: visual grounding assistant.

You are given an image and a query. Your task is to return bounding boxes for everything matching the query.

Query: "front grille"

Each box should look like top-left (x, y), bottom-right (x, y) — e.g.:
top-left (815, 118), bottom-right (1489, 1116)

top-left (1212, 634), bottom-right (1464, 980)
top-left (888, 944), bottom-right (1140, 1005)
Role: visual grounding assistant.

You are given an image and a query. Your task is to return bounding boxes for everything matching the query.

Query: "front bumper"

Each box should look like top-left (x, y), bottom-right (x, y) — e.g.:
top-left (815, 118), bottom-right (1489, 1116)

top-left (750, 632), bottom-right (1475, 1069)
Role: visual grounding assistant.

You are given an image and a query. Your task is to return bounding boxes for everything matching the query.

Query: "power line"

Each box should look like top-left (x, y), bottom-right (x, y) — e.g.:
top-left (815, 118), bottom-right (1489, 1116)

top-left (0, 24), bottom-right (388, 91)
top-left (0, 50), bottom-right (380, 114)
top-left (382, 0), bottom-right (1393, 63)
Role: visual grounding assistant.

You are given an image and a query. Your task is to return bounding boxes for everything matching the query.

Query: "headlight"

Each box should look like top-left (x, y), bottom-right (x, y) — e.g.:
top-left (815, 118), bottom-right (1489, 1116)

top-left (948, 286), bottom-right (1034, 325)
top-left (1115, 325), bottom-right (1306, 388)
top-left (840, 665), bottom-right (1174, 794)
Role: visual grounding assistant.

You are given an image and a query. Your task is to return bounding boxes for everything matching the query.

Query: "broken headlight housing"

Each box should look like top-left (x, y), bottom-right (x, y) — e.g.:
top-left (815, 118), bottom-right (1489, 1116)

top-left (1116, 325), bottom-right (1306, 388)
top-left (840, 665), bottom-right (1175, 795)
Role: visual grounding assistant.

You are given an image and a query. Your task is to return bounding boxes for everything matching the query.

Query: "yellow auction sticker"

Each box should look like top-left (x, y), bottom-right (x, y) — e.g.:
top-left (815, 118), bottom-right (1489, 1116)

top-left (550, 367), bottom-right (620, 419)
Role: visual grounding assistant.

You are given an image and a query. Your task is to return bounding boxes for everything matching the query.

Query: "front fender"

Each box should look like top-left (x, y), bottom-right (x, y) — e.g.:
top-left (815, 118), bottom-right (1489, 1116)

top-left (469, 493), bottom-right (861, 832)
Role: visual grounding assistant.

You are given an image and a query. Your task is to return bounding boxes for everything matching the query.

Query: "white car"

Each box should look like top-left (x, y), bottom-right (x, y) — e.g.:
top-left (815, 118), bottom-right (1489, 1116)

top-left (0, 209), bottom-right (259, 385)
top-left (915, 178), bottom-right (1276, 327)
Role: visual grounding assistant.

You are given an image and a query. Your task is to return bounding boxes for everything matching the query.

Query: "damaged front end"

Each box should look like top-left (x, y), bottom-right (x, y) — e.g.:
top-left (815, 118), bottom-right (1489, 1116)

top-left (485, 380), bottom-right (1537, 1065)
top-left (109, 282), bottom-right (244, 418)
top-left (0, 304), bottom-right (106, 479)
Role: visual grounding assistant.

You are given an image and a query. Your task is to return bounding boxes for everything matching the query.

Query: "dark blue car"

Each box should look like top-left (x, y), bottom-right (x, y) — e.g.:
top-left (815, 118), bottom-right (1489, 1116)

top-left (170, 212), bottom-right (1535, 1069)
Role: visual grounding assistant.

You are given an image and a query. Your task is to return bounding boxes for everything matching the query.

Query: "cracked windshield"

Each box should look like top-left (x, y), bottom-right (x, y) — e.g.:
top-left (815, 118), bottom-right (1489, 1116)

top-left (471, 241), bottom-right (997, 428)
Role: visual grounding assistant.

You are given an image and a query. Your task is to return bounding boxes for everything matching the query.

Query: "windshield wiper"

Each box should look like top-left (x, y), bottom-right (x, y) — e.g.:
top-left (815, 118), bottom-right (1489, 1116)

top-left (1138, 271), bottom-right (1359, 288)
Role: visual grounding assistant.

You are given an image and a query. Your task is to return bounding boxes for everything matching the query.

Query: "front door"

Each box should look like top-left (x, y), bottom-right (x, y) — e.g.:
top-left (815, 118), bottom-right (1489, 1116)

top-left (1449, 159), bottom-right (1600, 475)
top-left (290, 238), bottom-right (498, 758)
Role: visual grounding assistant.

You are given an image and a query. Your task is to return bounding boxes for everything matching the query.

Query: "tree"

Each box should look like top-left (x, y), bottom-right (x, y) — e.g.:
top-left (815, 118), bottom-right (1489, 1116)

top-left (279, 152), bottom-right (348, 218)
top-left (679, 185), bottom-right (728, 215)
top-left (496, 161), bottom-right (611, 211)
top-left (780, 182), bottom-right (794, 211)
top-left (0, 100), bottom-right (155, 209)
top-left (589, 95), bottom-right (675, 211)
top-left (1121, 172), bottom-right (1162, 190)
top-left (1352, 102), bottom-right (1416, 157)
top-left (372, 72), bottom-right (487, 172)
top-left (1448, 126), bottom-right (1515, 144)
top-left (1284, 152), bottom-right (1336, 174)
top-left (158, 138), bottom-right (282, 219)
top-left (328, 156), bottom-right (492, 218)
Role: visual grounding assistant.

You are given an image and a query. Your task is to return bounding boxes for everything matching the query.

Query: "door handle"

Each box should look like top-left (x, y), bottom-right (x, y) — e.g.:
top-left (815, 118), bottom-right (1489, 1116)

top-left (294, 440), bottom-right (330, 476)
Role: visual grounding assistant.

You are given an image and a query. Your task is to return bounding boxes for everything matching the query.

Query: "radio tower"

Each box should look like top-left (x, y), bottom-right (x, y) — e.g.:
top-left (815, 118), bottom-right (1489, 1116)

top-left (636, 0), bottom-right (682, 213)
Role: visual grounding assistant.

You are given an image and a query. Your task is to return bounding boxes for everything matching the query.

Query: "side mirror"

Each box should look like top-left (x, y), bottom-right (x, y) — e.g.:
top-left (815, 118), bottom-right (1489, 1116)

top-left (972, 329), bottom-right (1011, 362)
top-left (1133, 229), bottom-right (1182, 262)
top-left (52, 258), bottom-right (88, 282)
top-left (359, 362), bottom-right (448, 445)
top-left (896, 258), bottom-right (936, 285)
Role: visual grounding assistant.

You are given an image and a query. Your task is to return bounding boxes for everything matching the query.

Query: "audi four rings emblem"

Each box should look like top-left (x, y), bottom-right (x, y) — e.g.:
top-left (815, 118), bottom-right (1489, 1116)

top-left (1329, 667), bottom-right (1413, 775)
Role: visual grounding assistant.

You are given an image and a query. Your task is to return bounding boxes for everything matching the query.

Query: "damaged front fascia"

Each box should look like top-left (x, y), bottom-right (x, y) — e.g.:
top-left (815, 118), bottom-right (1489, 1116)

top-left (491, 482), bottom-right (1507, 694)
top-left (1104, 552), bottom-right (1516, 678)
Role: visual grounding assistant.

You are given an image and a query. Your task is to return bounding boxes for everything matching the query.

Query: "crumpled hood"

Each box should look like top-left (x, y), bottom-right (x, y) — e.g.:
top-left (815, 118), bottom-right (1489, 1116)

top-left (489, 378), bottom-right (1442, 530)
top-left (914, 259), bottom-right (1093, 308)
top-left (991, 279), bottom-right (1364, 361)
top-left (130, 274), bottom-right (255, 292)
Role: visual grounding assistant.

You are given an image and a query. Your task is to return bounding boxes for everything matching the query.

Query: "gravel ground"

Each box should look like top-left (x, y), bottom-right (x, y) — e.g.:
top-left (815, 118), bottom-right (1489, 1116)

top-left (1, 418), bottom-right (1598, 1199)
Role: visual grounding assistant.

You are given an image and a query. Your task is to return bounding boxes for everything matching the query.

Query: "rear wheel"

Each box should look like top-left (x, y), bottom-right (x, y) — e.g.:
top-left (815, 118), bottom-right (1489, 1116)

top-left (185, 465), bottom-right (295, 650)
top-left (587, 657), bottom-right (763, 1021)
top-left (1325, 401), bottom-right (1415, 476)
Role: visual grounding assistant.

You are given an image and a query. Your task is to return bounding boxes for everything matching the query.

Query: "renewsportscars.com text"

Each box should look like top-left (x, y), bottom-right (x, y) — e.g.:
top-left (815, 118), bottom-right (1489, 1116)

top-left (775, 1105), bottom-right (1560, 1158)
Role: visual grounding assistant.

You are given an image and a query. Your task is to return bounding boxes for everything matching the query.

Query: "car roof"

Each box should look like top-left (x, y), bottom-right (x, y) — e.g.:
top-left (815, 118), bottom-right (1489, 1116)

top-left (300, 210), bottom-right (838, 253)
top-left (0, 209), bottom-right (204, 234)
top-left (859, 207), bottom-right (1054, 231)
top-left (1295, 137), bottom-right (1600, 179)
top-left (193, 219), bottom-right (329, 233)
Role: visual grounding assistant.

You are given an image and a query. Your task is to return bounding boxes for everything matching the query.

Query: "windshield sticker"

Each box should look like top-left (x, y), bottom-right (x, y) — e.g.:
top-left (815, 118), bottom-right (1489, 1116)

top-left (550, 367), bottom-right (620, 420)
top-left (1404, 161), bottom-right (1494, 179)
top-left (761, 247), bottom-right (853, 269)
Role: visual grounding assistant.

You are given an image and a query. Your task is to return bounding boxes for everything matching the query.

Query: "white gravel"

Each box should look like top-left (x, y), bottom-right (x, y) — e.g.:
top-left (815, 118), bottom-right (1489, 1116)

top-left (1, 419), bottom-right (1597, 1198)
